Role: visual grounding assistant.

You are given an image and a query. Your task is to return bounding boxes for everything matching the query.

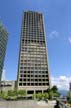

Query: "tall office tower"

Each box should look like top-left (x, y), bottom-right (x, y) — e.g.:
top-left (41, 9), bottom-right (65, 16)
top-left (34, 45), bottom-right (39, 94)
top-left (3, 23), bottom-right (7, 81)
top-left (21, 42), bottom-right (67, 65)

top-left (0, 21), bottom-right (8, 81)
top-left (17, 11), bottom-right (50, 94)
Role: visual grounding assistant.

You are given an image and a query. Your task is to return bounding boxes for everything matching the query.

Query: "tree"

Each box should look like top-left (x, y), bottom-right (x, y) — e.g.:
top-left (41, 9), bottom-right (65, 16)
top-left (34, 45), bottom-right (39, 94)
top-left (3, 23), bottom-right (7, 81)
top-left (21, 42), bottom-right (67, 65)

top-left (7, 90), bottom-right (17, 97)
top-left (43, 93), bottom-right (49, 99)
top-left (33, 93), bottom-right (43, 100)
top-left (0, 91), bottom-right (6, 98)
top-left (67, 91), bottom-right (71, 97)
top-left (51, 85), bottom-right (58, 93)
top-left (46, 88), bottom-right (53, 99)
top-left (46, 86), bottom-right (60, 99)
top-left (36, 93), bottom-right (42, 100)
top-left (17, 90), bottom-right (26, 97)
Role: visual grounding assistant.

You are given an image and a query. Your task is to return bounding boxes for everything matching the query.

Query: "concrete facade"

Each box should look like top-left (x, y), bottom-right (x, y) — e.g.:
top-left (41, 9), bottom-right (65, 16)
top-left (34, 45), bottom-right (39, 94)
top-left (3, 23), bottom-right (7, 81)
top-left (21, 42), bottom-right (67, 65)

top-left (17, 11), bottom-right (50, 94)
top-left (0, 80), bottom-right (16, 91)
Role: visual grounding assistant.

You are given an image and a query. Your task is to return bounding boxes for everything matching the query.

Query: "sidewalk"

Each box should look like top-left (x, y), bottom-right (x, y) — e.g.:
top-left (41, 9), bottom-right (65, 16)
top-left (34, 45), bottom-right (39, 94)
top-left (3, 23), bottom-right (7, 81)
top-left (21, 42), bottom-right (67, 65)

top-left (36, 100), bottom-right (56, 108)
top-left (0, 100), bottom-right (55, 108)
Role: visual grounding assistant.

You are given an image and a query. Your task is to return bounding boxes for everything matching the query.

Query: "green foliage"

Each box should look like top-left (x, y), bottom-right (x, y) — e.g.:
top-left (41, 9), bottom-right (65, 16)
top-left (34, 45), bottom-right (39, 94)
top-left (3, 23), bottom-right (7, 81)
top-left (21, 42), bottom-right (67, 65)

top-left (7, 90), bottom-right (26, 97)
top-left (8, 90), bottom-right (17, 97)
top-left (33, 85), bottom-right (59, 100)
top-left (33, 93), bottom-right (43, 100)
top-left (66, 91), bottom-right (71, 98)
top-left (68, 99), bottom-right (71, 104)
top-left (43, 93), bottom-right (49, 99)
top-left (52, 92), bottom-right (59, 97)
top-left (47, 88), bottom-right (51, 93)
top-left (17, 90), bottom-right (26, 97)
top-left (0, 89), bottom-right (26, 100)
top-left (48, 90), bottom-right (53, 99)
top-left (0, 86), bottom-right (59, 101)
top-left (0, 91), bottom-right (8, 99)
top-left (36, 93), bottom-right (42, 100)
top-left (51, 85), bottom-right (58, 93)
top-left (47, 86), bottom-right (60, 99)
top-left (33, 93), bottom-right (49, 100)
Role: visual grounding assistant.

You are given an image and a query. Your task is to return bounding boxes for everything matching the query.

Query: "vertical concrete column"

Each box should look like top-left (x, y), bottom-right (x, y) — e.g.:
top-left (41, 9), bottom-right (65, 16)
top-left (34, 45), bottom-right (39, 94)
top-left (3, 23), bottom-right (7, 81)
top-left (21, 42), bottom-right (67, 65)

top-left (26, 90), bottom-right (27, 99)
top-left (42, 90), bottom-right (44, 94)
top-left (34, 90), bottom-right (36, 100)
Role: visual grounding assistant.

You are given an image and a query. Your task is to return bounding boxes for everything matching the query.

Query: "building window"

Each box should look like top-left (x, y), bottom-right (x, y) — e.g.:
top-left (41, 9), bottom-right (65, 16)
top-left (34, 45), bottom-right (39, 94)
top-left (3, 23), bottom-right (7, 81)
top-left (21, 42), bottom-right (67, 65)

top-left (19, 83), bottom-right (22, 86)
top-left (19, 78), bottom-right (22, 81)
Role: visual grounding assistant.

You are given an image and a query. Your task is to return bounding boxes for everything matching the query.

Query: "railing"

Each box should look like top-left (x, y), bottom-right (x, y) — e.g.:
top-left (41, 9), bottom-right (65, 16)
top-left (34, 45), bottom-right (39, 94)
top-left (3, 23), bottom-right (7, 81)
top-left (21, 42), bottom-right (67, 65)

top-left (56, 98), bottom-right (71, 108)
top-left (59, 101), bottom-right (70, 108)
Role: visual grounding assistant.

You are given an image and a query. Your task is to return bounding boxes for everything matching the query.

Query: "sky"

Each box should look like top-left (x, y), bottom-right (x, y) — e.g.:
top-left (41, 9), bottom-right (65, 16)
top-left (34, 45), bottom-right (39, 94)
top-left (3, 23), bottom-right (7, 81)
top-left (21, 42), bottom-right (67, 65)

top-left (0, 0), bottom-right (71, 90)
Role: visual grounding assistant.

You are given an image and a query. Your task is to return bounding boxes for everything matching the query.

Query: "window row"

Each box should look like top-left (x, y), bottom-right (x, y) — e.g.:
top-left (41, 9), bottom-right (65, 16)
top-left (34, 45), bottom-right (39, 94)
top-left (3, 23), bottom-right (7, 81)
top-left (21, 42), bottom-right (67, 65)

top-left (20, 71), bottom-right (48, 73)
top-left (19, 78), bottom-right (49, 81)
top-left (20, 63), bottom-right (47, 67)
top-left (20, 66), bottom-right (47, 70)
top-left (22, 40), bottom-right (45, 43)
top-left (19, 83), bottom-right (49, 86)
top-left (20, 74), bottom-right (48, 77)
top-left (20, 61), bottom-right (47, 65)
top-left (20, 57), bottom-right (46, 60)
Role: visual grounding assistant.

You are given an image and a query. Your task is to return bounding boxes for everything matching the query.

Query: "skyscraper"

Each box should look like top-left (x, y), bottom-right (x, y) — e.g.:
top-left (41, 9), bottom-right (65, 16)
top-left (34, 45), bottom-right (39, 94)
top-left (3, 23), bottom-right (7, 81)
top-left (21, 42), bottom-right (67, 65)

top-left (0, 21), bottom-right (8, 81)
top-left (17, 11), bottom-right (50, 94)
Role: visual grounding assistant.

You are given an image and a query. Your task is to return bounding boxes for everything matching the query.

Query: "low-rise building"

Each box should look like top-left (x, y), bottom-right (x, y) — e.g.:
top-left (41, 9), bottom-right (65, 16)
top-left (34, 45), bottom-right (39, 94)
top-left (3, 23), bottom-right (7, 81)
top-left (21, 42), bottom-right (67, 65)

top-left (0, 80), bottom-right (16, 91)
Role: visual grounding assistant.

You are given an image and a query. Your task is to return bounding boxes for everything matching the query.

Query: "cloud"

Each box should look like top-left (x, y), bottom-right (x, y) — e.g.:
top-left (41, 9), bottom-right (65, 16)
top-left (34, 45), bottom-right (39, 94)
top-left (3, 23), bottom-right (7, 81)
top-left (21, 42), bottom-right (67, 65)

top-left (51, 75), bottom-right (71, 90)
top-left (68, 37), bottom-right (71, 44)
top-left (49, 31), bottom-right (59, 39)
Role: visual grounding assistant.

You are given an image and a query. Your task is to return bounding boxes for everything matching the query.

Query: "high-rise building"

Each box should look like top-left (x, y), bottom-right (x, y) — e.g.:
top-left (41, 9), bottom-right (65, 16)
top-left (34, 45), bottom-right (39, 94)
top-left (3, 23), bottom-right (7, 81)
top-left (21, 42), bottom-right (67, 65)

top-left (17, 11), bottom-right (50, 94)
top-left (0, 21), bottom-right (8, 81)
